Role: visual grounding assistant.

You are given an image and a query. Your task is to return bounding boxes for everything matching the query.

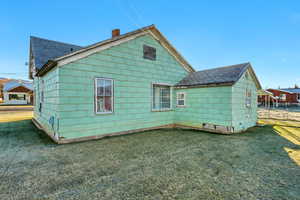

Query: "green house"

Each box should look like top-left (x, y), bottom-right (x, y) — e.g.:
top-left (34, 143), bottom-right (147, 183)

top-left (29, 25), bottom-right (262, 143)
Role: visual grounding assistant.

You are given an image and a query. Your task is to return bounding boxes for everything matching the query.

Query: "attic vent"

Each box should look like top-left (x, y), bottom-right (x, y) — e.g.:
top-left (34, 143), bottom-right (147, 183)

top-left (143, 45), bottom-right (156, 60)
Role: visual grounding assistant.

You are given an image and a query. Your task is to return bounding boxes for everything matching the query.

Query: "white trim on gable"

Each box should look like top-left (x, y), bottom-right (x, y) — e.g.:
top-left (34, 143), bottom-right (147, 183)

top-left (54, 28), bottom-right (194, 73)
top-left (56, 31), bottom-right (147, 67)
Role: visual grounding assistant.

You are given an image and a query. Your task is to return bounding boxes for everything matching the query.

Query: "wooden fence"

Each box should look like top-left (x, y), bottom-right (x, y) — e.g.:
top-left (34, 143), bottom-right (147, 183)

top-left (258, 108), bottom-right (300, 121)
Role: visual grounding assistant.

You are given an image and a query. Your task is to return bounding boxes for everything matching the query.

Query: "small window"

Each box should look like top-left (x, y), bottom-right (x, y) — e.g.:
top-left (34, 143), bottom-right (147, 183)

top-left (9, 94), bottom-right (26, 100)
top-left (95, 78), bottom-right (113, 114)
top-left (177, 92), bottom-right (186, 106)
top-left (143, 45), bottom-right (156, 60)
top-left (246, 89), bottom-right (251, 108)
top-left (152, 84), bottom-right (171, 110)
top-left (41, 80), bottom-right (44, 103)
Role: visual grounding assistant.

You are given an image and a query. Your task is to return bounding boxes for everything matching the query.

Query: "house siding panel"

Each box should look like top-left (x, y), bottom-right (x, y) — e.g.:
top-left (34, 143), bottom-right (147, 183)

top-left (33, 67), bottom-right (60, 137)
top-left (231, 70), bottom-right (258, 132)
top-left (57, 34), bottom-right (188, 139)
top-left (174, 86), bottom-right (233, 128)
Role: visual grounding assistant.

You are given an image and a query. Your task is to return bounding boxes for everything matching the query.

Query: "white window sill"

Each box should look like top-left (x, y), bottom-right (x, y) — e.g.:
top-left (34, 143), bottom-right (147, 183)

top-left (95, 112), bottom-right (114, 115)
top-left (176, 105), bottom-right (186, 108)
top-left (151, 109), bottom-right (173, 112)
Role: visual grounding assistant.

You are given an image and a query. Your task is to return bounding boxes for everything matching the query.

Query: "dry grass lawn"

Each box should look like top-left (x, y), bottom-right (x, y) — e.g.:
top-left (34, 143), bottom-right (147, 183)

top-left (0, 112), bottom-right (300, 199)
top-left (0, 111), bottom-right (33, 123)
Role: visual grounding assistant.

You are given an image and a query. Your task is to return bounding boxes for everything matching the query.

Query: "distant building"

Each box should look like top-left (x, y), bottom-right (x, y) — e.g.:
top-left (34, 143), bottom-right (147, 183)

top-left (263, 88), bottom-right (300, 107)
top-left (3, 80), bottom-right (33, 105)
top-left (0, 78), bottom-right (12, 101)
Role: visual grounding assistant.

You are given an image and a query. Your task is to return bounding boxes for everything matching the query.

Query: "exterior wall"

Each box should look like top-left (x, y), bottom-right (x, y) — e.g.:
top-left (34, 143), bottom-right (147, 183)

top-left (57, 34), bottom-right (189, 139)
top-left (231, 70), bottom-right (258, 132)
top-left (3, 92), bottom-right (30, 104)
top-left (267, 89), bottom-right (298, 104)
top-left (174, 87), bottom-right (233, 129)
top-left (33, 67), bottom-right (60, 138)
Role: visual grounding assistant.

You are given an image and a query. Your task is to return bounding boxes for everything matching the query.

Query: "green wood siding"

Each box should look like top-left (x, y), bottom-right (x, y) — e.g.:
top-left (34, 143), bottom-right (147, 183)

top-left (33, 34), bottom-right (259, 140)
top-left (174, 86), bottom-right (233, 128)
top-left (33, 67), bottom-right (59, 136)
top-left (57, 34), bottom-right (189, 139)
top-left (231, 70), bottom-right (258, 132)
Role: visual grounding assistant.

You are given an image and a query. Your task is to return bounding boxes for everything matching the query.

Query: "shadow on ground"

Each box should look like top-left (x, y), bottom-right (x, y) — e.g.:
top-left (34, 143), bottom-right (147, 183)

top-left (0, 119), bottom-right (300, 200)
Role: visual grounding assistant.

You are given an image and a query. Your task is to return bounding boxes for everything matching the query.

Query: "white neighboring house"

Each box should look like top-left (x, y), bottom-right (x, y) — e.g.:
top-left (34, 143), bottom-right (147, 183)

top-left (3, 80), bottom-right (33, 105)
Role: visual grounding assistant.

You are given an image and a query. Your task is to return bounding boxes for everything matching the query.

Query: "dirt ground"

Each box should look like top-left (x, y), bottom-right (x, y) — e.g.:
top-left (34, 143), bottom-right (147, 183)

top-left (0, 112), bottom-right (300, 199)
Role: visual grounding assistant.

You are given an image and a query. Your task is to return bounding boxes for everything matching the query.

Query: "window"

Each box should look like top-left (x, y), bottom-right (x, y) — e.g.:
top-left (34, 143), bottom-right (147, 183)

top-left (177, 92), bottom-right (186, 106)
top-left (280, 94), bottom-right (286, 101)
top-left (246, 89), bottom-right (251, 108)
top-left (40, 79), bottom-right (44, 103)
top-left (95, 78), bottom-right (113, 114)
top-left (152, 84), bottom-right (171, 110)
top-left (9, 94), bottom-right (26, 100)
top-left (143, 45), bottom-right (156, 60)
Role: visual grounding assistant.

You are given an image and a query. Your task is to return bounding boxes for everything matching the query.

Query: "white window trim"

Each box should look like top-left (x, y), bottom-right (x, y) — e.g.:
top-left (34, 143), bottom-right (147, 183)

top-left (151, 83), bottom-right (173, 112)
top-left (94, 77), bottom-right (114, 115)
top-left (245, 89), bottom-right (252, 108)
top-left (176, 92), bottom-right (186, 107)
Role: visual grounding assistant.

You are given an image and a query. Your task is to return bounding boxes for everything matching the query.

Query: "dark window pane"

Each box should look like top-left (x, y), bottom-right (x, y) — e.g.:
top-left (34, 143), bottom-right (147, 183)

top-left (143, 45), bottom-right (156, 60)
top-left (96, 96), bottom-right (104, 112)
top-left (104, 96), bottom-right (112, 111)
top-left (104, 80), bottom-right (112, 96)
top-left (178, 100), bottom-right (185, 105)
top-left (97, 79), bottom-right (105, 96)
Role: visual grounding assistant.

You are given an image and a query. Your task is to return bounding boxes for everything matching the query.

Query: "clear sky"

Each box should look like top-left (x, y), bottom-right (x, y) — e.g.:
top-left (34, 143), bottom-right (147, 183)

top-left (0, 0), bottom-right (299, 88)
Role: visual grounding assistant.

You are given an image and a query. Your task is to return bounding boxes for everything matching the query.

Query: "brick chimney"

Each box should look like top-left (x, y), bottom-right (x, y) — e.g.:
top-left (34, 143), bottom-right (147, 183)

top-left (112, 29), bottom-right (120, 38)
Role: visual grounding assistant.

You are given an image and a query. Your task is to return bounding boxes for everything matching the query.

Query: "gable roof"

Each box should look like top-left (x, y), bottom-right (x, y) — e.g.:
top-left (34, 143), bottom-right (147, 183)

top-left (30, 36), bottom-right (83, 70)
top-left (176, 62), bottom-right (262, 89)
top-left (30, 25), bottom-right (195, 77)
top-left (3, 80), bottom-right (33, 92)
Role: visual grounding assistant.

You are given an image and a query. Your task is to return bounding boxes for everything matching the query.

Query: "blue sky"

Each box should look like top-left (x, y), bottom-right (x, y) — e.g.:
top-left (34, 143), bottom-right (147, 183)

top-left (0, 0), bottom-right (299, 88)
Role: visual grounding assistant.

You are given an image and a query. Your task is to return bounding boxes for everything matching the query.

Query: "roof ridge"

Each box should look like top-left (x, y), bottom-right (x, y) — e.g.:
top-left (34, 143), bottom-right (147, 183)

top-left (30, 36), bottom-right (83, 48)
top-left (195, 62), bottom-right (250, 73)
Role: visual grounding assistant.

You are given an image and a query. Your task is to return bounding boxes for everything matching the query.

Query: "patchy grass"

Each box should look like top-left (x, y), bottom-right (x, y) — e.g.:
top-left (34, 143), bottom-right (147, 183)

top-left (0, 115), bottom-right (300, 199)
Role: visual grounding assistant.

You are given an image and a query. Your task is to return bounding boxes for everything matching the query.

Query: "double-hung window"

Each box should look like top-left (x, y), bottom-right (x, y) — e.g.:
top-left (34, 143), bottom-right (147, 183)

top-left (177, 92), bottom-right (186, 106)
top-left (95, 78), bottom-right (113, 114)
top-left (152, 84), bottom-right (171, 110)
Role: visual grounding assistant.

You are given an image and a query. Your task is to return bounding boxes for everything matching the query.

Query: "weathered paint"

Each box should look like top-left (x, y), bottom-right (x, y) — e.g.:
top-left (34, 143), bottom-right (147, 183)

top-left (33, 66), bottom-right (60, 138)
top-left (231, 69), bottom-right (258, 132)
top-left (174, 86), bottom-right (232, 129)
top-left (33, 33), bottom-right (259, 141)
top-left (56, 34), bottom-right (188, 139)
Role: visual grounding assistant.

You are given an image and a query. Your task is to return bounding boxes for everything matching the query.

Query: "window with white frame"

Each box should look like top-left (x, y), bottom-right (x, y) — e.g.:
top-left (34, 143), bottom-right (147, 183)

top-left (176, 92), bottom-right (186, 106)
top-left (152, 84), bottom-right (171, 110)
top-left (246, 89), bottom-right (251, 108)
top-left (95, 78), bottom-right (113, 114)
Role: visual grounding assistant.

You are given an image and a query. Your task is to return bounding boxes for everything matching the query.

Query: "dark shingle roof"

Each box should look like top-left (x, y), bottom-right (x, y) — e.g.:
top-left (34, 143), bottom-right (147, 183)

top-left (176, 63), bottom-right (250, 87)
top-left (30, 36), bottom-right (83, 70)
